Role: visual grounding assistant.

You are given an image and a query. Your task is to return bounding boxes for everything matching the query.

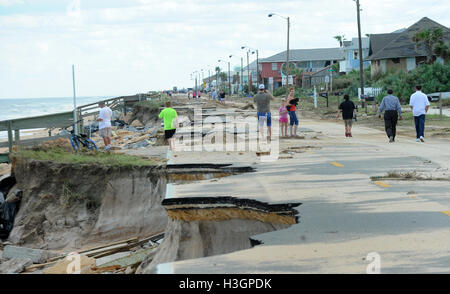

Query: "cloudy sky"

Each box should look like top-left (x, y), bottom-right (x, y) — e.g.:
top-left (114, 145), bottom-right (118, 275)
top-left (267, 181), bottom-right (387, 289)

top-left (0, 0), bottom-right (449, 98)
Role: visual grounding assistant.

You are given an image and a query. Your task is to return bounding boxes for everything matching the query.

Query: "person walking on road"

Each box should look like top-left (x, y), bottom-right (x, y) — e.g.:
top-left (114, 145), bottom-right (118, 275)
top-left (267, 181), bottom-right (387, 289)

top-left (211, 88), bottom-right (217, 100)
top-left (97, 101), bottom-right (113, 151)
top-left (337, 95), bottom-right (356, 138)
top-left (378, 89), bottom-right (403, 143)
top-left (218, 90), bottom-right (226, 104)
top-left (158, 101), bottom-right (178, 151)
top-left (409, 85), bottom-right (430, 142)
top-left (286, 87), bottom-right (299, 137)
top-left (253, 84), bottom-right (275, 140)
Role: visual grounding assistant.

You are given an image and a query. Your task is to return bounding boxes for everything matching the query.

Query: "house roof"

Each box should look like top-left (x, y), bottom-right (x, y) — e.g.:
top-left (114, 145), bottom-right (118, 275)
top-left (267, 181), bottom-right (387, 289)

top-left (242, 60), bottom-right (259, 71)
top-left (368, 33), bottom-right (401, 56)
top-left (343, 38), bottom-right (370, 50)
top-left (367, 17), bottom-right (450, 61)
top-left (261, 47), bottom-right (345, 63)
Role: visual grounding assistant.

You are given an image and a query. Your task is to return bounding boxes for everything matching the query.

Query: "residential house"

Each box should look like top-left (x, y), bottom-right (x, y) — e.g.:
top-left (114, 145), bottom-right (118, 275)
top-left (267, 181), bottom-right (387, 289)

top-left (367, 17), bottom-right (450, 77)
top-left (260, 48), bottom-right (345, 89)
top-left (339, 37), bottom-right (371, 73)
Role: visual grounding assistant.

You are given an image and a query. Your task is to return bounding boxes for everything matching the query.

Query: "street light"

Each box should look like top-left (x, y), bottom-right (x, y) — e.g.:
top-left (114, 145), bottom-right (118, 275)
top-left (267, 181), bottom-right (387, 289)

top-left (218, 59), bottom-right (230, 93)
top-left (241, 46), bottom-right (260, 85)
top-left (268, 13), bottom-right (290, 87)
top-left (192, 70), bottom-right (198, 91)
top-left (241, 47), bottom-right (252, 93)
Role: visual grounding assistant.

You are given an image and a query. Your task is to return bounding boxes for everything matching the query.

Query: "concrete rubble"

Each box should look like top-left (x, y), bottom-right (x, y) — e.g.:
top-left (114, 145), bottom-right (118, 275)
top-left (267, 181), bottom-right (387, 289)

top-left (2, 245), bottom-right (58, 264)
top-left (0, 258), bottom-right (33, 274)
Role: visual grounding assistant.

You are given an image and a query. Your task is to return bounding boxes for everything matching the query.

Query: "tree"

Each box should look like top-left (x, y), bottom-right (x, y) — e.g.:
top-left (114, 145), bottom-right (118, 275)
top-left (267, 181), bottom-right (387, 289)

top-left (218, 72), bottom-right (227, 83)
top-left (294, 68), bottom-right (304, 86)
top-left (412, 28), bottom-right (445, 64)
top-left (433, 41), bottom-right (450, 63)
top-left (333, 35), bottom-right (346, 47)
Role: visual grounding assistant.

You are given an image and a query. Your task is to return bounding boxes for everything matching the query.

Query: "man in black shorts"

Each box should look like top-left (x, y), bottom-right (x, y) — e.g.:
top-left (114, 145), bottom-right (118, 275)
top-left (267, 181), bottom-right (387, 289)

top-left (158, 101), bottom-right (178, 150)
top-left (337, 95), bottom-right (356, 137)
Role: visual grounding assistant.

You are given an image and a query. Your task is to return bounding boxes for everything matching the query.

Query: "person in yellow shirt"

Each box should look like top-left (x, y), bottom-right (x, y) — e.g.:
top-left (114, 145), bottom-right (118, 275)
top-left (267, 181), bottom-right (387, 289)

top-left (158, 101), bottom-right (178, 150)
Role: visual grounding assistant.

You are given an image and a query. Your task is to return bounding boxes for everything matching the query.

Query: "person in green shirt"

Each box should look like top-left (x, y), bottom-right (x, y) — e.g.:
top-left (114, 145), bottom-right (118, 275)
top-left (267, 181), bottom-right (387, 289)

top-left (158, 101), bottom-right (178, 150)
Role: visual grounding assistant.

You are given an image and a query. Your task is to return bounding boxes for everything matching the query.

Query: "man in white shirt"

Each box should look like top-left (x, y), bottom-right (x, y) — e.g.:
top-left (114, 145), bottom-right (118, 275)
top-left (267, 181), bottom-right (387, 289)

top-left (409, 85), bottom-right (430, 142)
top-left (97, 101), bottom-right (113, 150)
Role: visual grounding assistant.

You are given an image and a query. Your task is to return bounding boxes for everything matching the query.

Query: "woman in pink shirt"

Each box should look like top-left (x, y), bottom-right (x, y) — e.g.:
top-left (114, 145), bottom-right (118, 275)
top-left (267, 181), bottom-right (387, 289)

top-left (279, 99), bottom-right (289, 137)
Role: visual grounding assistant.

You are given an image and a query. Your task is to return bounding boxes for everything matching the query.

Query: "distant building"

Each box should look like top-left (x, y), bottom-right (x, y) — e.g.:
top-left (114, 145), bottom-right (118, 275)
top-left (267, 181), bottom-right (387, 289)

top-left (260, 48), bottom-right (345, 89)
top-left (242, 60), bottom-right (261, 88)
top-left (367, 17), bottom-right (450, 77)
top-left (339, 37), bottom-right (371, 73)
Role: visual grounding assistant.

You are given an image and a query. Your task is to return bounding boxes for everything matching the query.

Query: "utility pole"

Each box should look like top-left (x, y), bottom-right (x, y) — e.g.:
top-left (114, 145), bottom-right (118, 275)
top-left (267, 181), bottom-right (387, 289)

top-left (355, 0), bottom-right (365, 111)
top-left (216, 68), bottom-right (219, 90)
top-left (208, 69), bottom-right (211, 89)
top-left (241, 57), bottom-right (244, 94)
top-left (228, 61), bottom-right (231, 95)
top-left (286, 17), bottom-right (290, 87)
top-left (247, 51), bottom-right (251, 93)
top-left (72, 65), bottom-right (78, 135)
top-left (201, 70), bottom-right (204, 91)
top-left (255, 50), bottom-right (260, 85)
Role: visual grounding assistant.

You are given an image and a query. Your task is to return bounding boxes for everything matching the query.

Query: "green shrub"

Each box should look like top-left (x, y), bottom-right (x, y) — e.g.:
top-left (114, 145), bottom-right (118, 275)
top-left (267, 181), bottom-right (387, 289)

top-left (273, 86), bottom-right (287, 97)
top-left (374, 62), bottom-right (450, 103)
top-left (333, 78), bottom-right (353, 90)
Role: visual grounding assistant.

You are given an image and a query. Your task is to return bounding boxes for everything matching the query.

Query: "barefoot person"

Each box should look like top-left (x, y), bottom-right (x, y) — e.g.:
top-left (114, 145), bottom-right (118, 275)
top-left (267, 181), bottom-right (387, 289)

top-left (409, 85), bottom-right (430, 142)
top-left (253, 84), bottom-right (274, 140)
top-left (279, 99), bottom-right (288, 137)
top-left (158, 101), bottom-right (178, 151)
top-left (378, 89), bottom-right (403, 143)
top-left (337, 95), bottom-right (356, 137)
top-left (97, 101), bottom-right (113, 150)
top-left (286, 87), bottom-right (299, 136)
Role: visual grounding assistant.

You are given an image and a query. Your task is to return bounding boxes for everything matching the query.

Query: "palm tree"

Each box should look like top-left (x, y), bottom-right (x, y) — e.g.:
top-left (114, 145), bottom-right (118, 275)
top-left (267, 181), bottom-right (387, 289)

top-left (433, 41), bottom-right (450, 63)
top-left (334, 35), bottom-right (346, 47)
top-left (412, 28), bottom-right (445, 64)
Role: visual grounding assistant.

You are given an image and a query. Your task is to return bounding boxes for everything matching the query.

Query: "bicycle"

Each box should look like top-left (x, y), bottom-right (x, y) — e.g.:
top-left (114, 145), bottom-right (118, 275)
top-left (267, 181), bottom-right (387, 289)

top-left (62, 122), bottom-right (98, 152)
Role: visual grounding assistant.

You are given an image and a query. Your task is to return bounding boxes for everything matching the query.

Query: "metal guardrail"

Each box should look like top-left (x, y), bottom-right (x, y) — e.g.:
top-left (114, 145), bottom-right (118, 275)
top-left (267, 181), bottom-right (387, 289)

top-left (0, 92), bottom-right (162, 163)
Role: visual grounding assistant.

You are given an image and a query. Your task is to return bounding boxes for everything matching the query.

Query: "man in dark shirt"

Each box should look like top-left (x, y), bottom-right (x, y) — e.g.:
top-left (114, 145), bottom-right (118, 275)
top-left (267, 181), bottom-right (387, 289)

top-left (337, 95), bottom-right (356, 137)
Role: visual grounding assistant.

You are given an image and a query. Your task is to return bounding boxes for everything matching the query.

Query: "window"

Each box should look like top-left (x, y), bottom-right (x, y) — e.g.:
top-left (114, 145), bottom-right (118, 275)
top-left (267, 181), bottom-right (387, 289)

top-left (391, 58), bottom-right (400, 64)
top-left (297, 61), bottom-right (308, 68)
top-left (311, 60), bottom-right (326, 68)
top-left (353, 51), bottom-right (359, 59)
top-left (272, 63), bottom-right (278, 71)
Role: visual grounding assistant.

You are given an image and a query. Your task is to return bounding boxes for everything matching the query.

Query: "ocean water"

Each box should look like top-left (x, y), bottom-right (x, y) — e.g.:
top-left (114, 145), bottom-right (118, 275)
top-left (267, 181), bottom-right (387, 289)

top-left (0, 96), bottom-right (113, 139)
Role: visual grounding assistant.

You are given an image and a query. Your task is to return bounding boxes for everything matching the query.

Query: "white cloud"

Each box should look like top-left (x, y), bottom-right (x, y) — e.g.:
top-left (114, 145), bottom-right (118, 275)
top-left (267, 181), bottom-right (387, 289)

top-left (0, 0), bottom-right (24, 6)
top-left (0, 0), bottom-right (449, 98)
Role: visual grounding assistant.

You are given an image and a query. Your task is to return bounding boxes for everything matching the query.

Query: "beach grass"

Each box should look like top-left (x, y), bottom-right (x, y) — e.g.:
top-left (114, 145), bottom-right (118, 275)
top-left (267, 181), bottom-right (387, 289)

top-left (135, 97), bottom-right (169, 111)
top-left (13, 147), bottom-right (160, 167)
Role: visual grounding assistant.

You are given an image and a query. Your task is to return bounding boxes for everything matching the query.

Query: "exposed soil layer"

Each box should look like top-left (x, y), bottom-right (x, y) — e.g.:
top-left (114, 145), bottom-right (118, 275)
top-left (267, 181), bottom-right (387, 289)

top-left (137, 197), bottom-right (301, 274)
top-left (8, 157), bottom-right (169, 250)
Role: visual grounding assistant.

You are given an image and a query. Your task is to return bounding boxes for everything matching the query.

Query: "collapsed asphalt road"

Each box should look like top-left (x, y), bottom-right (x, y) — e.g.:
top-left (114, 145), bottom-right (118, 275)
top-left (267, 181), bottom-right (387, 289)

top-left (154, 115), bottom-right (450, 274)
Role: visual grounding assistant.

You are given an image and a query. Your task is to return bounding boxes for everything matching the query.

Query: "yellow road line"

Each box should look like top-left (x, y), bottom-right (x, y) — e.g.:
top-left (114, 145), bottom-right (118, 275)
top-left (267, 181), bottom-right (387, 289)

top-left (330, 162), bottom-right (344, 167)
top-left (441, 211), bottom-right (450, 216)
top-left (374, 181), bottom-right (392, 188)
